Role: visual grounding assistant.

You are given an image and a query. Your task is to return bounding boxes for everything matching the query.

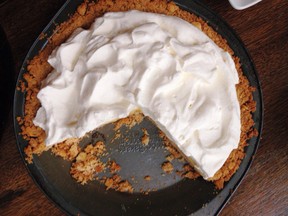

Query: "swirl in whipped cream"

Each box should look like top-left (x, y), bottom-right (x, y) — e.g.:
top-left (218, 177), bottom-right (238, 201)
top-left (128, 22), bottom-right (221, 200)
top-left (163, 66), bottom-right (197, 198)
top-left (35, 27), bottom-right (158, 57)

top-left (34, 10), bottom-right (240, 179)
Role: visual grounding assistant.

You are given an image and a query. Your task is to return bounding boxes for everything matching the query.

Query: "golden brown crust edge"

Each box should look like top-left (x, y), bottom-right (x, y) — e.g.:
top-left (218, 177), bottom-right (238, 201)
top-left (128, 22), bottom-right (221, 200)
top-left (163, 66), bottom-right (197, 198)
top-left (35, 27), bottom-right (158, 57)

top-left (17, 0), bottom-right (257, 189)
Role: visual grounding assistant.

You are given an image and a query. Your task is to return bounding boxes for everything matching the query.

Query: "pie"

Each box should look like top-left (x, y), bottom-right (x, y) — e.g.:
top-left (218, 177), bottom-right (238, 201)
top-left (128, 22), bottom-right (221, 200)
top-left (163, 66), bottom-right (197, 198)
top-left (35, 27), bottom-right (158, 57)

top-left (18, 0), bottom-right (257, 190)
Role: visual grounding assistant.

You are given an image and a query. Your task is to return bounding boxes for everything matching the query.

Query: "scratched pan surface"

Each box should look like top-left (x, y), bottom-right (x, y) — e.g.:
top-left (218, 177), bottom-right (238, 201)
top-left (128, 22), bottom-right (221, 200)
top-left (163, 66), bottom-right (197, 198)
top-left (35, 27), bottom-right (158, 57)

top-left (13, 0), bottom-right (263, 215)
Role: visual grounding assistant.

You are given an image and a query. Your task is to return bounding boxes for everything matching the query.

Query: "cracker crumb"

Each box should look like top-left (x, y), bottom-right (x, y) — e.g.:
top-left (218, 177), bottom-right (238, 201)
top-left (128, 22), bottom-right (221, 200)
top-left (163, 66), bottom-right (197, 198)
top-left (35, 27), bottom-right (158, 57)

top-left (104, 174), bottom-right (134, 193)
top-left (77, 2), bottom-right (87, 16)
top-left (162, 161), bottom-right (174, 173)
top-left (141, 128), bottom-right (150, 146)
top-left (51, 139), bottom-right (81, 161)
top-left (144, 175), bottom-right (151, 181)
top-left (111, 131), bottom-right (122, 142)
top-left (39, 32), bottom-right (47, 40)
top-left (159, 131), bottom-right (183, 160)
top-left (113, 110), bottom-right (144, 130)
top-left (85, 141), bottom-right (106, 156)
top-left (70, 141), bottom-right (106, 184)
top-left (140, 188), bottom-right (151, 195)
top-left (17, 80), bottom-right (26, 92)
top-left (177, 164), bottom-right (201, 180)
top-left (108, 160), bottom-right (121, 173)
top-left (165, 154), bottom-right (174, 162)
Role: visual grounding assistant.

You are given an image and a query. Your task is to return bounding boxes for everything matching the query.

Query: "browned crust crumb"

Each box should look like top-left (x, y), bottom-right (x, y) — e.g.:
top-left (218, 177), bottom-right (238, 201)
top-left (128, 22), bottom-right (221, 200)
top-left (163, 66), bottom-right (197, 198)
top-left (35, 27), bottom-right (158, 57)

top-left (19, 0), bottom-right (258, 190)
top-left (69, 140), bottom-right (133, 193)
top-left (39, 32), bottom-right (47, 40)
top-left (159, 131), bottom-right (183, 160)
top-left (51, 138), bottom-right (81, 161)
top-left (140, 187), bottom-right (157, 195)
top-left (108, 160), bottom-right (121, 173)
top-left (141, 128), bottom-right (150, 146)
top-left (86, 141), bottom-right (106, 156)
top-left (111, 130), bottom-right (122, 142)
top-left (140, 188), bottom-right (156, 195)
top-left (113, 110), bottom-right (144, 131)
top-left (70, 141), bottom-right (106, 184)
top-left (117, 180), bottom-right (134, 193)
top-left (77, 1), bottom-right (88, 16)
top-left (177, 164), bottom-right (201, 180)
top-left (16, 80), bottom-right (26, 91)
top-left (143, 190), bottom-right (150, 195)
top-left (162, 161), bottom-right (174, 174)
top-left (104, 174), bottom-right (134, 193)
top-left (165, 154), bottom-right (174, 162)
top-left (144, 175), bottom-right (151, 181)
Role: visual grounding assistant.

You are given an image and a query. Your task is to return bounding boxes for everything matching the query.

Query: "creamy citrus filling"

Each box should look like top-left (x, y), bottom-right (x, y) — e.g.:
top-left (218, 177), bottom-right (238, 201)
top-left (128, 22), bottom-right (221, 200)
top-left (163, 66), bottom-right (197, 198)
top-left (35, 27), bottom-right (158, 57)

top-left (33, 10), bottom-right (241, 179)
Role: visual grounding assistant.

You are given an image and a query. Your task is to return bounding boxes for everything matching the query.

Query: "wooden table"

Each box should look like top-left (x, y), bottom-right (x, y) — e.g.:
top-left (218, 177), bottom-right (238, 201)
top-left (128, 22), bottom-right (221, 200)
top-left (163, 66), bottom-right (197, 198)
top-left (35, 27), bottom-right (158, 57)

top-left (0, 0), bottom-right (287, 215)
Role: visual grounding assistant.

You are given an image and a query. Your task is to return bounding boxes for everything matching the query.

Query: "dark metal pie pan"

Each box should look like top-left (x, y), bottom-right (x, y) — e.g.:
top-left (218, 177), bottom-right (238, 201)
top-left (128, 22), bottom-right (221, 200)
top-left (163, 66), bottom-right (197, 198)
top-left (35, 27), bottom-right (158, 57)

top-left (13, 0), bottom-right (263, 215)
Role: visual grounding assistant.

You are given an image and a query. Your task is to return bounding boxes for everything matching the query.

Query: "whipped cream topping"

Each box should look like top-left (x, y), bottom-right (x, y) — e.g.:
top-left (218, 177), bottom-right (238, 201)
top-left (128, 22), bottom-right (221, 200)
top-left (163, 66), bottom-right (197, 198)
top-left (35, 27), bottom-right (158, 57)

top-left (34, 10), bottom-right (241, 179)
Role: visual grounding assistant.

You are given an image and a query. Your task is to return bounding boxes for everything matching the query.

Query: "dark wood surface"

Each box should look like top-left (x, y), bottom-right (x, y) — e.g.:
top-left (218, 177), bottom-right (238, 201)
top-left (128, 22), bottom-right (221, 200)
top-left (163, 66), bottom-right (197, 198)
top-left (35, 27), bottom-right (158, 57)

top-left (0, 0), bottom-right (287, 215)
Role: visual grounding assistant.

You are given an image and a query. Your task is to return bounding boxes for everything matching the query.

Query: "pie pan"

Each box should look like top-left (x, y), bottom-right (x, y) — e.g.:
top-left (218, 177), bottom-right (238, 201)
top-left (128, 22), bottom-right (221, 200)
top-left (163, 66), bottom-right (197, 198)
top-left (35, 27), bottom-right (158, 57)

top-left (13, 0), bottom-right (263, 215)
